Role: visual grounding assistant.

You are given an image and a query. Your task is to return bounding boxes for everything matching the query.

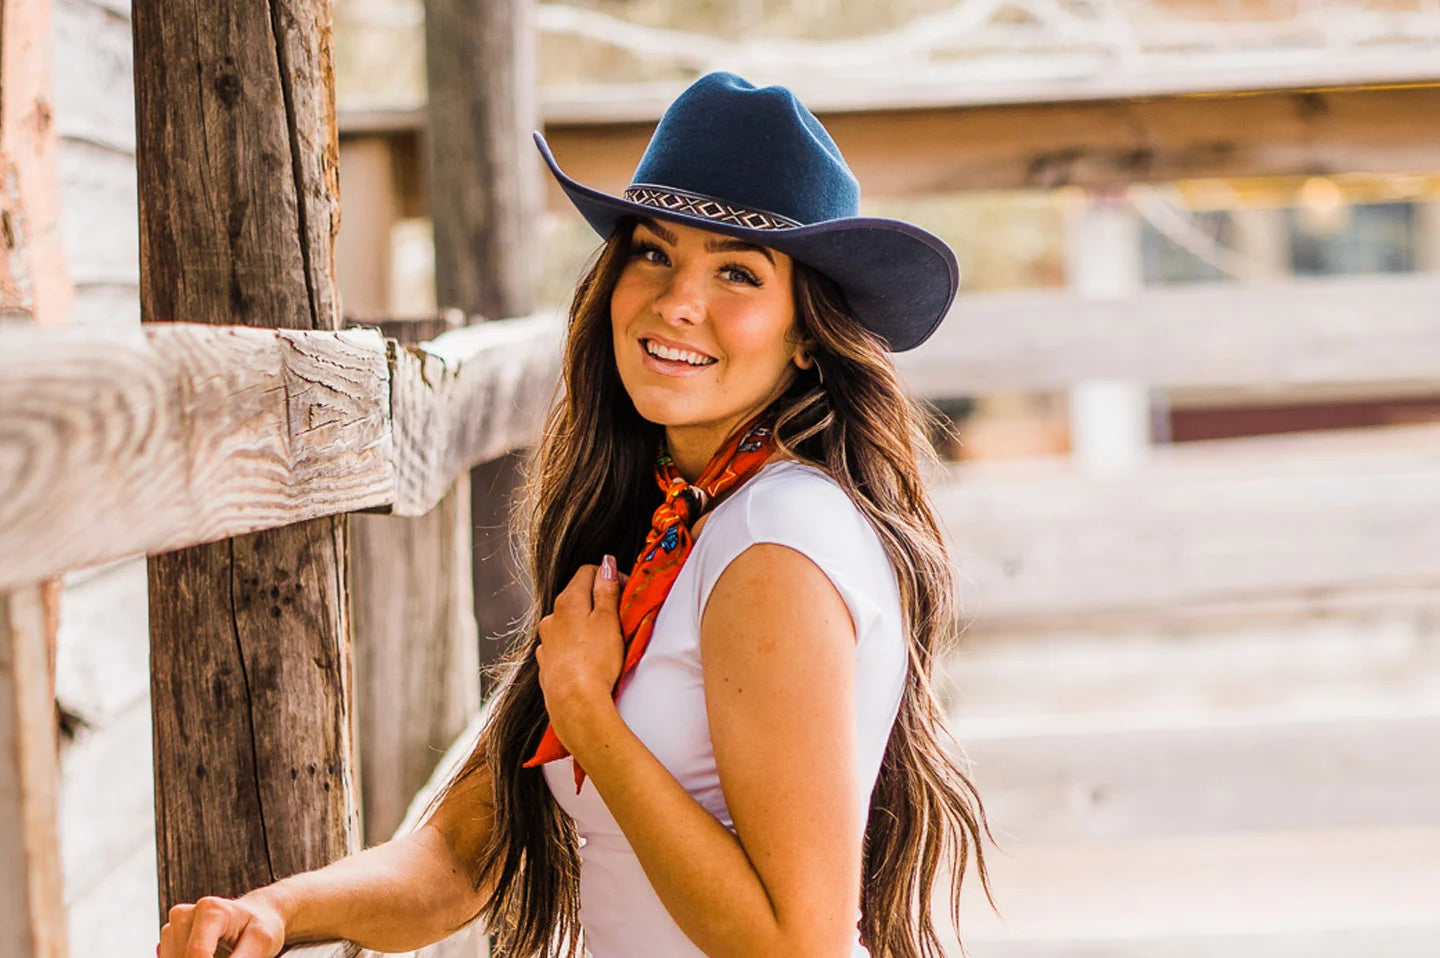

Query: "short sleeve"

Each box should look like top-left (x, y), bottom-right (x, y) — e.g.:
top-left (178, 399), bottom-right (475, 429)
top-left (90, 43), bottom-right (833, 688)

top-left (691, 466), bottom-right (895, 648)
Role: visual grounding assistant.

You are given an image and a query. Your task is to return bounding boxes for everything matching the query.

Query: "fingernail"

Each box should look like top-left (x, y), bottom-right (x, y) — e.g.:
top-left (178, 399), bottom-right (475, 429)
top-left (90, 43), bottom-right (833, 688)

top-left (601, 554), bottom-right (617, 580)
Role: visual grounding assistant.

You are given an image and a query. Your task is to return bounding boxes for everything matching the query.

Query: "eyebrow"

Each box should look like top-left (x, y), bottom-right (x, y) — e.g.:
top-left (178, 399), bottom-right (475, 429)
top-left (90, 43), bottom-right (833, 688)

top-left (635, 217), bottom-right (776, 267)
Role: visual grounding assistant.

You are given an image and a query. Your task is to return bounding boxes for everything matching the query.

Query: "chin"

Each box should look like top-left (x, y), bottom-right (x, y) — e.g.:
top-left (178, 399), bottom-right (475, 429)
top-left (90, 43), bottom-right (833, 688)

top-left (627, 394), bottom-right (702, 428)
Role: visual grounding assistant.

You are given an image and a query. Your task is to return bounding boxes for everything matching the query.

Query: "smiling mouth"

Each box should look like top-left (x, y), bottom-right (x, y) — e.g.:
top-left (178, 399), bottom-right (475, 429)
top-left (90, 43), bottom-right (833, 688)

top-left (640, 338), bottom-right (718, 367)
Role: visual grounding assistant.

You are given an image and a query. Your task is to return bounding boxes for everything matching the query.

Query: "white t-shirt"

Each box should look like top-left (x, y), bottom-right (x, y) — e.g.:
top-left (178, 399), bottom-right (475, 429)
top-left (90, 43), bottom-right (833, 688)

top-left (541, 458), bottom-right (909, 958)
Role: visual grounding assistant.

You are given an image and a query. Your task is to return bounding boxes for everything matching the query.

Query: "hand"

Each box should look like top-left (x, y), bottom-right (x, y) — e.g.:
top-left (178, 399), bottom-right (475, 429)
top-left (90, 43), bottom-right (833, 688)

top-left (534, 556), bottom-right (630, 752)
top-left (157, 889), bottom-right (288, 958)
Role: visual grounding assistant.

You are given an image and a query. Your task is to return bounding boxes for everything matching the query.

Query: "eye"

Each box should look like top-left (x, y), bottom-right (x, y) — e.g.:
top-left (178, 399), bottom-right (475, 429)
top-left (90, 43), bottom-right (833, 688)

top-left (720, 263), bottom-right (761, 286)
top-left (629, 240), bottom-right (668, 265)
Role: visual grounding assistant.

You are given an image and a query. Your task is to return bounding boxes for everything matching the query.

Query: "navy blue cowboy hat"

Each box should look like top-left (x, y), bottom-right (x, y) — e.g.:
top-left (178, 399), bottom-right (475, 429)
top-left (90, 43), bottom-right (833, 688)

top-left (533, 71), bottom-right (959, 353)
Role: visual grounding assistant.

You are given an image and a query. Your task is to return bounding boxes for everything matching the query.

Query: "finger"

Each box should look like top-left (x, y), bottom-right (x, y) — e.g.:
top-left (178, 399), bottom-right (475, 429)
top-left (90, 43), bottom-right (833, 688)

top-left (592, 555), bottom-right (621, 606)
top-left (161, 905), bottom-right (195, 958)
top-left (555, 564), bottom-right (597, 608)
top-left (187, 899), bottom-right (244, 956)
top-left (228, 919), bottom-right (283, 958)
top-left (569, 563), bottom-right (598, 611)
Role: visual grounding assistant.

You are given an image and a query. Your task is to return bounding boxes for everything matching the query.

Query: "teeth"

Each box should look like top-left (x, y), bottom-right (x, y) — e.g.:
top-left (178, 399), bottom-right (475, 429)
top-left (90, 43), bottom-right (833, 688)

top-left (645, 340), bottom-right (715, 366)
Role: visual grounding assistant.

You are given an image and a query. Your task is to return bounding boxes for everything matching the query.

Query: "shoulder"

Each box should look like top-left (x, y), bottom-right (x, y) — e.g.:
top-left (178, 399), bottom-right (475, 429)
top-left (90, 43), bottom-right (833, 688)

top-left (722, 458), bottom-right (862, 525)
top-left (693, 460), bottom-right (900, 637)
top-left (721, 460), bottom-right (881, 558)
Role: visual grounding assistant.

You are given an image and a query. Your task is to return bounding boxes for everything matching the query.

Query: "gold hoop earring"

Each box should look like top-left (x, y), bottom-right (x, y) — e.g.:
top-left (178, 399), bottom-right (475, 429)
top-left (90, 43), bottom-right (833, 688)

top-left (801, 351), bottom-right (825, 386)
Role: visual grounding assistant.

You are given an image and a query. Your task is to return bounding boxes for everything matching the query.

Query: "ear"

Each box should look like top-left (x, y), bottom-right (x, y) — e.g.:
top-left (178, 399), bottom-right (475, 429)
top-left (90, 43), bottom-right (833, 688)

top-left (792, 338), bottom-right (818, 370)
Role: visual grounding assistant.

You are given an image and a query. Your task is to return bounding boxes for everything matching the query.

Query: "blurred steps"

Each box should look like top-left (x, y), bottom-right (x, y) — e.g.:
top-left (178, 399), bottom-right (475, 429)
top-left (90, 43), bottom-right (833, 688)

top-left (937, 610), bottom-right (1440, 957)
top-left (947, 825), bottom-right (1440, 958)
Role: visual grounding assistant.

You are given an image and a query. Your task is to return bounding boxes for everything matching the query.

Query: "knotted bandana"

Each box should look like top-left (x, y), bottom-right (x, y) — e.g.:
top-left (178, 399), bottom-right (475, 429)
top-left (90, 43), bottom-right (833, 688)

top-left (524, 409), bottom-right (779, 793)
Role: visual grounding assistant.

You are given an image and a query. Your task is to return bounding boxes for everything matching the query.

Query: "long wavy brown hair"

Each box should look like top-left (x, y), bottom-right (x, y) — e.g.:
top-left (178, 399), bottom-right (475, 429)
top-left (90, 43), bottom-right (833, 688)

top-left (418, 215), bottom-right (998, 957)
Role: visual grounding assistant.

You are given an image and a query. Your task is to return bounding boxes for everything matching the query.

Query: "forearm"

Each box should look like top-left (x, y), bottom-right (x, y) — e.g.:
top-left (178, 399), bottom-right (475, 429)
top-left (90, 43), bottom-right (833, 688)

top-left (567, 699), bottom-right (789, 958)
top-left (243, 826), bottom-right (482, 953)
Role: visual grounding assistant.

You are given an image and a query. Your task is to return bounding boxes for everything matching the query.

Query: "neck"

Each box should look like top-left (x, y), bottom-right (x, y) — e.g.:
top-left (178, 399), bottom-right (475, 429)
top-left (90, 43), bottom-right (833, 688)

top-left (664, 424), bottom-right (784, 485)
top-left (663, 426), bottom-right (723, 485)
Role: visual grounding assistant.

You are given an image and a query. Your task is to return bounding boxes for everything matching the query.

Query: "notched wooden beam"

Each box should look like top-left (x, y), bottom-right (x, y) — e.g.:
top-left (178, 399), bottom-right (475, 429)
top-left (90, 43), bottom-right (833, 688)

top-left (0, 313), bottom-right (564, 587)
top-left (385, 312), bottom-right (564, 517)
top-left (0, 323), bottom-right (394, 590)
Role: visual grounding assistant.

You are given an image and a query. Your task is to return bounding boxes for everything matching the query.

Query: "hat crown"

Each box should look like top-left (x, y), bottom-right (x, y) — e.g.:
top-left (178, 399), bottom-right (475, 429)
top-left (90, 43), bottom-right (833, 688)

top-left (629, 72), bottom-right (860, 227)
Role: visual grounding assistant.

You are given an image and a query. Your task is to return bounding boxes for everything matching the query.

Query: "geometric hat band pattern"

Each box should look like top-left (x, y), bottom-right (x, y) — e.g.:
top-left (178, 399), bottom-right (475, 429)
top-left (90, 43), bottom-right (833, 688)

top-left (623, 183), bottom-right (804, 231)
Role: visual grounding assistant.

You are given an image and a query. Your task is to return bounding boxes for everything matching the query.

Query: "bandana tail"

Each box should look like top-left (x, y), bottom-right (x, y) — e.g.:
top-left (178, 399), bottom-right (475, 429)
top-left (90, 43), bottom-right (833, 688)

top-left (521, 724), bottom-right (569, 769)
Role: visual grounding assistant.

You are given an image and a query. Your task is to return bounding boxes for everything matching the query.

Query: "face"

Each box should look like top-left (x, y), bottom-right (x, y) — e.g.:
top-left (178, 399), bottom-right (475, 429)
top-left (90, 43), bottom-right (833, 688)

top-left (611, 216), bottom-right (814, 470)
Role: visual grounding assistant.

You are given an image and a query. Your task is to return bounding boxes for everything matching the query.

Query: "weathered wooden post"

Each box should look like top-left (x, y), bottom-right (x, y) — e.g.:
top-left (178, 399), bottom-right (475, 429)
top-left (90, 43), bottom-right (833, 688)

top-left (423, 0), bottom-right (541, 696)
top-left (133, 0), bottom-right (361, 914)
top-left (344, 313), bottom-right (481, 845)
top-left (0, 0), bottom-right (73, 952)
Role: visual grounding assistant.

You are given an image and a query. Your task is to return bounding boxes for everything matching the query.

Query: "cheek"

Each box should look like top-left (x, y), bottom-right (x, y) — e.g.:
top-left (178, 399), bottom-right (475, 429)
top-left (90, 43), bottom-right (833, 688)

top-left (610, 271), bottom-right (645, 324)
top-left (714, 301), bottom-right (796, 367)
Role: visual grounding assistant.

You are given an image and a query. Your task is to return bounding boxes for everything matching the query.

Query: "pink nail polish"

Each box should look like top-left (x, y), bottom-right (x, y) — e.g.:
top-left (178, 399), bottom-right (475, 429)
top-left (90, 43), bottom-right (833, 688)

top-left (601, 554), bottom-right (617, 580)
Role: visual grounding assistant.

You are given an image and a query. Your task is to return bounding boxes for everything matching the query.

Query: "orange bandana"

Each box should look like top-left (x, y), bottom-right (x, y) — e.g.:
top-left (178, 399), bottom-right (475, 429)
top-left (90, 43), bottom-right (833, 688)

top-left (524, 409), bottom-right (779, 793)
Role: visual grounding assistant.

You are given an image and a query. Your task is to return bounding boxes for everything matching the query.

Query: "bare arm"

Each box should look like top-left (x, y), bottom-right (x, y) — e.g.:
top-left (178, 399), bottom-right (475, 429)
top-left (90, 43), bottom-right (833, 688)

top-left (267, 758), bottom-right (498, 951)
top-left (561, 543), bottom-right (861, 958)
top-left (161, 753), bottom-right (497, 957)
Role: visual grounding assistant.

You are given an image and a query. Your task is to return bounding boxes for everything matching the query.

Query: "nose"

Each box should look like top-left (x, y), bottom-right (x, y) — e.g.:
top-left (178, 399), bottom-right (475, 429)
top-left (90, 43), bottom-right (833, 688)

top-left (650, 262), bottom-right (707, 326)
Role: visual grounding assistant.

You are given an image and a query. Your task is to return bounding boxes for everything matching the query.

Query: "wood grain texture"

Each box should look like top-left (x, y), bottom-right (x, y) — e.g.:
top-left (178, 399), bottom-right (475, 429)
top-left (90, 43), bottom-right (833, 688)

top-left (279, 709), bottom-right (493, 957)
top-left (422, 0), bottom-right (539, 324)
top-left (148, 518), bottom-right (362, 907)
top-left (0, 590), bottom-right (68, 958)
top-left (133, 0), bottom-right (341, 336)
top-left (423, 0), bottom-right (540, 704)
top-left (133, 0), bottom-right (363, 921)
top-left (389, 313), bottom-right (562, 516)
top-left (0, 313), bottom-right (562, 589)
top-left (0, 0), bottom-right (72, 327)
top-left (0, 323), bottom-right (394, 591)
top-left (933, 421), bottom-right (1440, 632)
top-left (0, 0), bottom-right (77, 950)
top-left (348, 316), bottom-right (480, 846)
top-left (893, 272), bottom-right (1440, 397)
top-left (350, 479), bottom-right (480, 845)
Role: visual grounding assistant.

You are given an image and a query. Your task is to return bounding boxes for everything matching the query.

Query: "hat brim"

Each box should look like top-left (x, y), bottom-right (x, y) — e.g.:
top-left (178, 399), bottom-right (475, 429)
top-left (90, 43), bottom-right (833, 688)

top-left (533, 131), bottom-right (959, 353)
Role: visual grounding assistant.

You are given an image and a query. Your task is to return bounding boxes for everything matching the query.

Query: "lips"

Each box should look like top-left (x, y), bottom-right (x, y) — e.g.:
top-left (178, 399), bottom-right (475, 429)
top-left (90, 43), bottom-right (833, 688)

top-left (639, 335), bottom-right (717, 365)
top-left (638, 338), bottom-right (717, 376)
top-left (641, 335), bottom-right (716, 364)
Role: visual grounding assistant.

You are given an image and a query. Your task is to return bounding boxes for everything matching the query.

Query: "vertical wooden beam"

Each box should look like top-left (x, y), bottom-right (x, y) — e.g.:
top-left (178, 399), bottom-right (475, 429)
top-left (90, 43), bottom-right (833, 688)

top-left (1229, 206), bottom-right (1292, 282)
top-left (0, 0), bottom-right (72, 951)
top-left (345, 314), bottom-right (481, 846)
top-left (132, 0), bottom-right (361, 916)
top-left (1064, 189), bottom-right (1157, 466)
top-left (422, 0), bottom-right (540, 696)
top-left (1415, 200), bottom-right (1440, 273)
top-left (0, 589), bottom-right (66, 958)
top-left (336, 136), bottom-right (399, 319)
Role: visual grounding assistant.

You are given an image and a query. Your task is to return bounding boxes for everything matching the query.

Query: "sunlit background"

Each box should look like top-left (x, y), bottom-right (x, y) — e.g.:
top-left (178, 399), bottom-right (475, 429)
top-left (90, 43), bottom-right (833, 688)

top-left (47, 1), bottom-right (1440, 954)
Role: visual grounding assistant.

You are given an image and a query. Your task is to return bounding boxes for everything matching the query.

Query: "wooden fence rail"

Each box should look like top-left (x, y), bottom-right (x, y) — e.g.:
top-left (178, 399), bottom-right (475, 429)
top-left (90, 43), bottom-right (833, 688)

top-left (0, 314), bottom-right (564, 592)
top-left (893, 271), bottom-right (1440, 398)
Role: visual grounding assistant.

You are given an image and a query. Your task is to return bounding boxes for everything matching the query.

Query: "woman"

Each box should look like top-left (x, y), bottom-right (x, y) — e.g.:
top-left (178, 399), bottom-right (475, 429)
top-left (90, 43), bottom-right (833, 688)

top-left (158, 71), bottom-right (995, 958)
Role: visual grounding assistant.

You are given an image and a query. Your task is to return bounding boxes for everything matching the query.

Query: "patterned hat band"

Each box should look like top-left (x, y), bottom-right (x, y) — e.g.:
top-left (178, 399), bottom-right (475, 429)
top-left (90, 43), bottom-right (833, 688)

top-left (623, 183), bottom-right (804, 231)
